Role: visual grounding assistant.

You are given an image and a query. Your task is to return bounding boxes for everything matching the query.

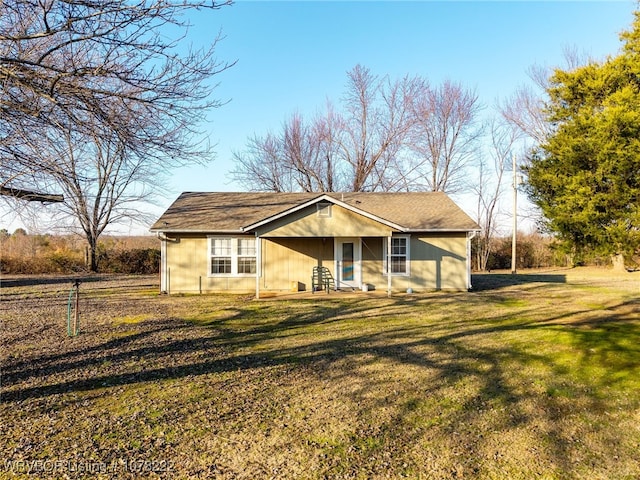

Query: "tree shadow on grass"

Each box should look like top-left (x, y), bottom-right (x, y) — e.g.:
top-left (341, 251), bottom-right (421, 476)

top-left (1, 300), bottom-right (369, 398)
top-left (3, 294), bottom-right (638, 400)
top-left (0, 275), bottom-right (104, 288)
top-left (2, 291), bottom-right (639, 477)
top-left (472, 272), bottom-right (567, 291)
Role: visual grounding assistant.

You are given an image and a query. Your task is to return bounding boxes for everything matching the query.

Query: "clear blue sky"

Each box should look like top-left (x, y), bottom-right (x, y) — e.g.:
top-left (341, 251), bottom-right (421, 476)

top-left (139, 0), bottom-right (635, 233)
top-left (171, 0), bottom-right (636, 194)
top-left (3, 1), bottom-right (638, 234)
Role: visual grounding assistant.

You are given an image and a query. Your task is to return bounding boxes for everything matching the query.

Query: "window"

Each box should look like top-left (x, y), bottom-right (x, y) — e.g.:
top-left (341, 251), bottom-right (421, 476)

top-left (237, 238), bottom-right (257, 274)
top-left (383, 236), bottom-right (410, 275)
top-left (209, 237), bottom-right (257, 276)
top-left (211, 238), bottom-right (232, 274)
top-left (390, 238), bottom-right (407, 273)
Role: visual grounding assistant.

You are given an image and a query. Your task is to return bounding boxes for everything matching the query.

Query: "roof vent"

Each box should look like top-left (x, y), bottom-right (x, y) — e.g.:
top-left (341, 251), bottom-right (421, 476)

top-left (317, 202), bottom-right (332, 218)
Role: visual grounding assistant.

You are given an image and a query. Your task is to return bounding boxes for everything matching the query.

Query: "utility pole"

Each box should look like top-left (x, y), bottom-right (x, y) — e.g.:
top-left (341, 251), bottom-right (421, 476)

top-left (511, 154), bottom-right (517, 275)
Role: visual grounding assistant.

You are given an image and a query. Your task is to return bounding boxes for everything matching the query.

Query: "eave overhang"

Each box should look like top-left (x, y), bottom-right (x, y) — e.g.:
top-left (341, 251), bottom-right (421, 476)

top-left (149, 228), bottom-right (246, 234)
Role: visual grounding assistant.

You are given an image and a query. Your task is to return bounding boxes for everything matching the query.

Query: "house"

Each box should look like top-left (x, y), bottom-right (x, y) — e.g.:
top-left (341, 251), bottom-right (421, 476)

top-left (150, 192), bottom-right (480, 297)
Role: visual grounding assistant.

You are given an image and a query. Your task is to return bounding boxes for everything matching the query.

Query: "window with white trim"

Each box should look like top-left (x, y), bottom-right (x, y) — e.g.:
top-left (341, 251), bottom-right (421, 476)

top-left (209, 237), bottom-right (257, 276)
top-left (383, 236), bottom-right (410, 275)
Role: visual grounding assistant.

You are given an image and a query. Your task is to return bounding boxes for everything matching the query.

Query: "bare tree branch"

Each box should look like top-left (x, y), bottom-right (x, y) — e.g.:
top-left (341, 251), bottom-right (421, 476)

top-left (408, 80), bottom-right (483, 194)
top-left (339, 65), bottom-right (418, 191)
top-left (230, 65), bottom-right (426, 193)
top-left (1, 0), bottom-right (233, 198)
top-left (473, 116), bottom-right (521, 271)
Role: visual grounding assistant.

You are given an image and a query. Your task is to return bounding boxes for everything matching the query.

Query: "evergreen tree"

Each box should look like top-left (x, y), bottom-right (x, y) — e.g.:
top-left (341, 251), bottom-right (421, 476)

top-left (526, 11), bottom-right (640, 266)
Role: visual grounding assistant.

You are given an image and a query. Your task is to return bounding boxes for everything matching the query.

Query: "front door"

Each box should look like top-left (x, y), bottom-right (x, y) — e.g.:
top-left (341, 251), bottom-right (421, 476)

top-left (335, 238), bottom-right (361, 289)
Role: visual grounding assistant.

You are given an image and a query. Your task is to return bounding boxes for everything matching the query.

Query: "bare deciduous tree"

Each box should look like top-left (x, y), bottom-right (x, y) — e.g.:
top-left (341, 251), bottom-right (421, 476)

top-left (1, 0), bottom-right (232, 197)
top-left (232, 108), bottom-right (342, 192)
top-left (48, 127), bottom-right (157, 271)
top-left (232, 132), bottom-right (295, 193)
top-left (282, 111), bottom-right (341, 192)
top-left (1, 0), bottom-right (232, 267)
top-left (473, 117), bottom-right (521, 271)
top-left (13, 94), bottom-right (195, 270)
top-left (231, 65), bottom-right (428, 193)
top-left (408, 80), bottom-right (483, 194)
top-left (499, 85), bottom-right (550, 146)
top-left (338, 65), bottom-right (420, 191)
top-left (499, 48), bottom-right (594, 149)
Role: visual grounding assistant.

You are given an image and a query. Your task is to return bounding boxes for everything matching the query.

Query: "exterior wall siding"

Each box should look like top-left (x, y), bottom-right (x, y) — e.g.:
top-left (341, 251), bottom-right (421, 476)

top-left (165, 234), bottom-right (255, 293)
top-left (165, 234), bottom-right (202, 293)
top-left (361, 237), bottom-right (384, 290)
top-left (164, 233), bottom-right (468, 294)
top-left (407, 234), bottom-right (468, 291)
top-left (257, 204), bottom-right (394, 238)
top-left (262, 237), bottom-right (334, 291)
top-left (164, 235), bottom-right (335, 293)
top-left (360, 233), bottom-right (468, 292)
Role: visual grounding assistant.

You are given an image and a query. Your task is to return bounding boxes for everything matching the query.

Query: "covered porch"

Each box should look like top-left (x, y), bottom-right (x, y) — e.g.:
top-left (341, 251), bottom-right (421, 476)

top-left (256, 236), bottom-right (392, 298)
top-left (255, 232), bottom-right (473, 299)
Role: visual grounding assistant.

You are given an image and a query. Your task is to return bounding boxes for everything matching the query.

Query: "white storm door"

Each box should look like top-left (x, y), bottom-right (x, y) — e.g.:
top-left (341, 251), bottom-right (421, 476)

top-left (335, 238), bottom-right (361, 289)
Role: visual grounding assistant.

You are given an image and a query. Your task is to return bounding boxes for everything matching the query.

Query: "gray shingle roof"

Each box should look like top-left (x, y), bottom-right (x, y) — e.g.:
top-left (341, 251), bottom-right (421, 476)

top-left (150, 191), bottom-right (480, 232)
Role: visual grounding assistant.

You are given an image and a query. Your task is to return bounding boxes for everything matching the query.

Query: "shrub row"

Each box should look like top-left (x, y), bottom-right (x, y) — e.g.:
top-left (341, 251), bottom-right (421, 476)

top-left (1, 247), bottom-right (160, 275)
top-left (99, 248), bottom-right (160, 274)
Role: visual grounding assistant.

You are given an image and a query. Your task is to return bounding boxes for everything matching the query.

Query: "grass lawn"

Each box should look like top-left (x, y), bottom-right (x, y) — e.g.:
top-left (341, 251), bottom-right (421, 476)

top-left (1, 269), bottom-right (639, 479)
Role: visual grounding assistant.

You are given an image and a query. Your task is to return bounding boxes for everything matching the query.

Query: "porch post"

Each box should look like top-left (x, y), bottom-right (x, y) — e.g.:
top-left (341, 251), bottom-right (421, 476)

top-left (467, 232), bottom-right (472, 291)
top-left (255, 234), bottom-right (261, 299)
top-left (387, 235), bottom-right (392, 298)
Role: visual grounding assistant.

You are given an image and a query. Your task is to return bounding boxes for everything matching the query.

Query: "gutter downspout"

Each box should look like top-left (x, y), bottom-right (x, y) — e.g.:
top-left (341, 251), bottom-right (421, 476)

top-left (255, 234), bottom-right (261, 300)
top-left (156, 232), bottom-right (179, 294)
top-left (467, 231), bottom-right (478, 291)
top-left (160, 237), bottom-right (167, 293)
top-left (156, 233), bottom-right (171, 293)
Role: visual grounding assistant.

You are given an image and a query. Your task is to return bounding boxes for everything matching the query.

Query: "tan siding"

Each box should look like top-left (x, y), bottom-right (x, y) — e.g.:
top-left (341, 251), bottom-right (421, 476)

top-left (257, 204), bottom-right (394, 238)
top-left (202, 276), bottom-right (256, 292)
top-left (361, 237), bottom-right (383, 290)
top-left (166, 234), bottom-right (256, 293)
top-left (262, 238), bottom-right (333, 291)
top-left (166, 235), bottom-right (204, 293)
top-left (165, 232), bottom-right (468, 293)
top-left (358, 234), bottom-right (468, 292)
top-left (409, 234), bottom-right (467, 290)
